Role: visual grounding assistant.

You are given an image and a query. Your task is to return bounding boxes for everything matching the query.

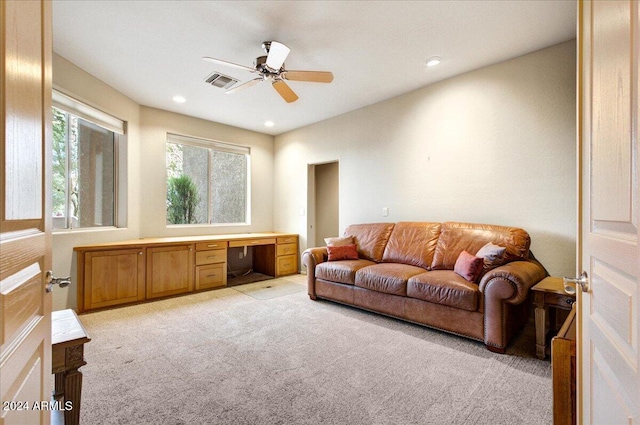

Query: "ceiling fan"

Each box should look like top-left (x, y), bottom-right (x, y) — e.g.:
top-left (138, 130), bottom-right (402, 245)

top-left (203, 41), bottom-right (333, 103)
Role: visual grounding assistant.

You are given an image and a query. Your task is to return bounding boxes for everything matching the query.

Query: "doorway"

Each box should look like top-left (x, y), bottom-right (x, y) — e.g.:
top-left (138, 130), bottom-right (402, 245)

top-left (307, 161), bottom-right (339, 248)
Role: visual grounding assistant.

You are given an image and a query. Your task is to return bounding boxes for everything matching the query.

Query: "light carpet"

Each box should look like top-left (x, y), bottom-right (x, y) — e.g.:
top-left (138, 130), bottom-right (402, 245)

top-left (77, 275), bottom-right (551, 425)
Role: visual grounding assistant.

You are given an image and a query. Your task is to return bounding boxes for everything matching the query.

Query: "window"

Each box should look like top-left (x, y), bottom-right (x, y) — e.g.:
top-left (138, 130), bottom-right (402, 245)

top-left (166, 134), bottom-right (250, 225)
top-left (52, 91), bottom-right (125, 230)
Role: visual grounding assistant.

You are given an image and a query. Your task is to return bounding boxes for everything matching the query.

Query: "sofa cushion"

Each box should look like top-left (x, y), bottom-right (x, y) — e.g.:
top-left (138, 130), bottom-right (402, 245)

top-left (316, 259), bottom-right (375, 285)
top-left (344, 223), bottom-right (395, 262)
top-left (381, 222), bottom-right (441, 269)
top-left (355, 263), bottom-right (426, 296)
top-left (431, 222), bottom-right (531, 270)
top-left (407, 270), bottom-right (480, 311)
top-left (454, 251), bottom-right (484, 282)
top-left (327, 244), bottom-right (359, 261)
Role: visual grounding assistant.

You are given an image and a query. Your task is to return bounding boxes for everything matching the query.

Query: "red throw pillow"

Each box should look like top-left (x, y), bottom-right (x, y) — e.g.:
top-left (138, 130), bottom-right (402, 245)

top-left (454, 250), bottom-right (484, 282)
top-left (327, 244), bottom-right (359, 261)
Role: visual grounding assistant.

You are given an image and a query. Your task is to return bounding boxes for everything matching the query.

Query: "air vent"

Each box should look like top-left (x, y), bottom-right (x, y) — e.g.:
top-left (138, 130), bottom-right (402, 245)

top-left (204, 72), bottom-right (239, 89)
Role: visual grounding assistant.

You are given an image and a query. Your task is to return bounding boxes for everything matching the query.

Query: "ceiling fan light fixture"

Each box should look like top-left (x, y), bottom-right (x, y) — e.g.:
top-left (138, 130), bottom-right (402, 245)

top-left (426, 56), bottom-right (442, 67)
top-left (203, 40), bottom-right (333, 103)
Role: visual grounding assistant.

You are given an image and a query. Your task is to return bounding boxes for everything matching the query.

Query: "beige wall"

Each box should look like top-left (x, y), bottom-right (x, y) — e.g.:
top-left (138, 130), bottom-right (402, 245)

top-left (273, 40), bottom-right (577, 277)
top-left (51, 54), bottom-right (275, 310)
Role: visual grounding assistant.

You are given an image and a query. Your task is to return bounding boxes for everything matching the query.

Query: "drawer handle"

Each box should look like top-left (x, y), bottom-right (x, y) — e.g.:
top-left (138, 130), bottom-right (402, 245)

top-left (207, 256), bottom-right (218, 259)
top-left (207, 244), bottom-right (218, 248)
top-left (207, 274), bottom-right (217, 278)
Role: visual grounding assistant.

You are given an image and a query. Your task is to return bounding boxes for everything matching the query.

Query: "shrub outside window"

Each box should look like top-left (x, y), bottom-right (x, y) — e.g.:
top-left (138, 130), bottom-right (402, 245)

top-left (166, 134), bottom-right (250, 225)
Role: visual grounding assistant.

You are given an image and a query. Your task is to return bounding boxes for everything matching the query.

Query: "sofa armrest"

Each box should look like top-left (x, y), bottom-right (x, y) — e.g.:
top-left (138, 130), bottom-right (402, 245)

top-left (479, 260), bottom-right (546, 351)
top-left (479, 260), bottom-right (547, 305)
top-left (302, 247), bottom-right (328, 300)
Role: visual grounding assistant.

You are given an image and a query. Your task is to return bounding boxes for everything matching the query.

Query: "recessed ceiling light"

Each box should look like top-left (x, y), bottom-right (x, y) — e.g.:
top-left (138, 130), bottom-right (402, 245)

top-left (264, 121), bottom-right (275, 127)
top-left (172, 95), bottom-right (186, 103)
top-left (426, 56), bottom-right (441, 67)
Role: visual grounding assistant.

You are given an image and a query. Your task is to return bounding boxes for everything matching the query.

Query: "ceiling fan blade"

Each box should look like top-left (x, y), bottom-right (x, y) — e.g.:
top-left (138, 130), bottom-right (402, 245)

top-left (265, 41), bottom-right (290, 71)
top-left (272, 80), bottom-right (298, 103)
top-left (282, 70), bottom-right (334, 83)
top-left (202, 56), bottom-right (255, 73)
top-left (226, 78), bottom-right (262, 94)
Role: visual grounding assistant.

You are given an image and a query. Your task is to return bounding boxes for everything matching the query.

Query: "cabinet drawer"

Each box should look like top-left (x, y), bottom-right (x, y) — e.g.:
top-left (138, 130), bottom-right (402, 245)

top-left (277, 236), bottom-right (297, 244)
top-left (276, 254), bottom-right (297, 276)
top-left (545, 292), bottom-right (575, 309)
top-left (196, 241), bottom-right (228, 251)
top-left (277, 243), bottom-right (297, 257)
top-left (195, 264), bottom-right (227, 290)
top-left (195, 249), bottom-right (226, 265)
top-left (229, 238), bottom-right (276, 247)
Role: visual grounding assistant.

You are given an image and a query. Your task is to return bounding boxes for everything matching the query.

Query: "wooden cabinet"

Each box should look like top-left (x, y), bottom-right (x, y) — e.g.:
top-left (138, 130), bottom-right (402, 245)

top-left (276, 236), bottom-right (298, 276)
top-left (81, 248), bottom-right (145, 311)
top-left (195, 241), bottom-right (227, 290)
top-left (75, 232), bottom-right (297, 312)
top-left (146, 244), bottom-right (194, 299)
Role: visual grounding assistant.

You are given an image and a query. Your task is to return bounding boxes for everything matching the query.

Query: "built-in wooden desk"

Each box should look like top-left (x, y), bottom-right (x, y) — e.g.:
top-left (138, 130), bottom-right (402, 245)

top-left (52, 309), bottom-right (91, 425)
top-left (74, 232), bottom-right (298, 312)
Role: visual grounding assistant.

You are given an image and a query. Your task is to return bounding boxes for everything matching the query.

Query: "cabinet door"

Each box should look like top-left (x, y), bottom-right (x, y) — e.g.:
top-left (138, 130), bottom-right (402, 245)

top-left (85, 249), bottom-right (145, 310)
top-left (146, 244), bottom-right (193, 299)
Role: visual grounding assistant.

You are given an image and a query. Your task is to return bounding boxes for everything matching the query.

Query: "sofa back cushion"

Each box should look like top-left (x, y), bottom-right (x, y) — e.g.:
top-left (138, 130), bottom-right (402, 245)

top-left (431, 222), bottom-right (531, 270)
top-left (381, 222), bottom-right (441, 269)
top-left (344, 223), bottom-right (395, 262)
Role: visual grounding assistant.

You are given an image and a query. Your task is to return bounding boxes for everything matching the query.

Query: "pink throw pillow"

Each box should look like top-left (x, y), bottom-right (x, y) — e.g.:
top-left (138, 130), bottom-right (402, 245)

top-left (327, 244), bottom-right (359, 261)
top-left (454, 250), bottom-right (484, 282)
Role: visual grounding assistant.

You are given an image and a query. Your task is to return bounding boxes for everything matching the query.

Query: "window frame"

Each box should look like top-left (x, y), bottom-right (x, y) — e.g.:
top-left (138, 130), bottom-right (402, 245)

top-left (166, 133), bottom-right (251, 227)
top-left (52, 89), bottom-right (127, 231)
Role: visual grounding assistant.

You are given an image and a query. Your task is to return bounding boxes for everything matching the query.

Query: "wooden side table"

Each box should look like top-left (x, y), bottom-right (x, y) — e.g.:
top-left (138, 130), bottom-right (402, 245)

top-left (52, 309), bottom-right (91, 425)
top-left (552, 303), bottom-right (577, 425)
top-left (532, 277), bottom-right (575, 359)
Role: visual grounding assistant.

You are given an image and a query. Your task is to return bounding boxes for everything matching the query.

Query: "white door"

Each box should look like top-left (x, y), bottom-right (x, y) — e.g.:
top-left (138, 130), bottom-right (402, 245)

top-left (0, 1), bottom-right (53, 424)
top-left (578, 0), bottom-right (639, 423)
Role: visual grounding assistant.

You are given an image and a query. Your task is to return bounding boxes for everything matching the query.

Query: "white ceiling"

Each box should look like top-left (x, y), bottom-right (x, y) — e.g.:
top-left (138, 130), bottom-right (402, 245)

top-left (52, 1), bottom-right (576, 136)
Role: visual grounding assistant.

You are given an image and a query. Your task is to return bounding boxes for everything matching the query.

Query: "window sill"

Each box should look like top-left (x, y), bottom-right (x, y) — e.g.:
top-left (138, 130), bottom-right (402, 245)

top-left (53, 226), bottom-right (126, 236)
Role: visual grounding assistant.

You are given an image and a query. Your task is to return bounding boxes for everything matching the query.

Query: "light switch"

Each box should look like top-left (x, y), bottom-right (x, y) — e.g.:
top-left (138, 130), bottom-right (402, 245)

top-left (382, 207), bottom-right (389, 217)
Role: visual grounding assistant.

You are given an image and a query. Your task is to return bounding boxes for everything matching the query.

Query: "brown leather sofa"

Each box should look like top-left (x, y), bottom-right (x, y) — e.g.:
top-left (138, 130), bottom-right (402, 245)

top-left (302, 222), bottom-right (547, 353)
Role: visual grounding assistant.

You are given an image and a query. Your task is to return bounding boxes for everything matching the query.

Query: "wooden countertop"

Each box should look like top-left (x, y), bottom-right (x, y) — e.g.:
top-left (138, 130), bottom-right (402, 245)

top-left (74, 232), bottom-right (298, 251)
